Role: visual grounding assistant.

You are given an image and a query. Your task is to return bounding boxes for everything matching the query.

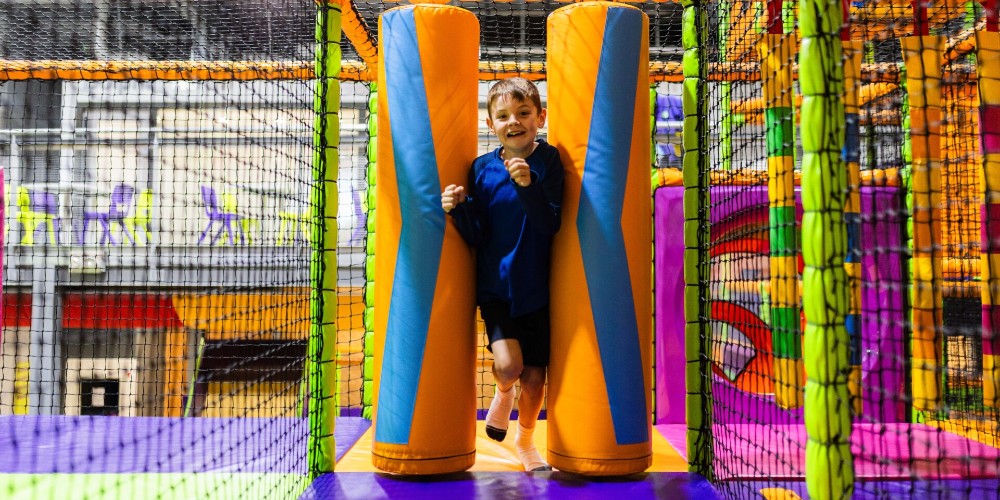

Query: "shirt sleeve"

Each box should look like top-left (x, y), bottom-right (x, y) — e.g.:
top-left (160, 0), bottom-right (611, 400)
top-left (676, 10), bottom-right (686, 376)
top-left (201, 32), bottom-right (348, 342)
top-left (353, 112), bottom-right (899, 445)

top-left (514, 147), bottom-right (564, 236)
top-left (448, 166), bottom-right (490, 246)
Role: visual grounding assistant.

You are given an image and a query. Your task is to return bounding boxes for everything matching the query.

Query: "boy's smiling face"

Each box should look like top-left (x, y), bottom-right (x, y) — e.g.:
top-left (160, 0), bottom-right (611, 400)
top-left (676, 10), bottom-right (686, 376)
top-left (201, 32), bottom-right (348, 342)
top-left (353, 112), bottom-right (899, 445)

top-left (487, 96), bottom-right (546, 159)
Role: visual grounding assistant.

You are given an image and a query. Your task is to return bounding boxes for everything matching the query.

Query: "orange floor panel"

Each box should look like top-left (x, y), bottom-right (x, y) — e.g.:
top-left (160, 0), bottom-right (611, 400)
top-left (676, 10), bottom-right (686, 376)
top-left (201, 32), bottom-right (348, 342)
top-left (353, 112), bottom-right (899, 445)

top-left (336, 421), bottom-right (688, 473)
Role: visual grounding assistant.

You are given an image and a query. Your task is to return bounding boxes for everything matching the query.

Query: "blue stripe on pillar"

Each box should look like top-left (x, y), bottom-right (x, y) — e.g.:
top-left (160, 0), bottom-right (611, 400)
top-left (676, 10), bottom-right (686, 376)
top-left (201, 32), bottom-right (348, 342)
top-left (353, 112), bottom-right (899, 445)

top-left (846, 314), bottom-right (862, 365)
top-left (577, 7), bottom-right (648, 446)
top-left (845, 212), bottom-right (861, 264)
top-left (376, 7), bottom-right (444, 445)
top-left (844, 113), bottom-right (860, 164)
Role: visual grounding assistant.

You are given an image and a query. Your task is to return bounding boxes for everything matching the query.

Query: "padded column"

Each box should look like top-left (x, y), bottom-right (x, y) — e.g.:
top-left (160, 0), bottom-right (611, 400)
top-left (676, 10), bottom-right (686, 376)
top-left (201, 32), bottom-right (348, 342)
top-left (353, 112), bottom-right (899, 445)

top-left (546, 1), bottom-right (653, 476)
top-left (371, 3), bottom-right (479, 475)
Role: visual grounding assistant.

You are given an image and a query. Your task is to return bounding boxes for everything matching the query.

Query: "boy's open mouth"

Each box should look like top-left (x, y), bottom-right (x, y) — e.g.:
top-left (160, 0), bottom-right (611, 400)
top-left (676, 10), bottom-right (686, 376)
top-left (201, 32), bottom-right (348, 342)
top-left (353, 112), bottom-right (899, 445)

top-left (507, 131), bottom-right (523, 138)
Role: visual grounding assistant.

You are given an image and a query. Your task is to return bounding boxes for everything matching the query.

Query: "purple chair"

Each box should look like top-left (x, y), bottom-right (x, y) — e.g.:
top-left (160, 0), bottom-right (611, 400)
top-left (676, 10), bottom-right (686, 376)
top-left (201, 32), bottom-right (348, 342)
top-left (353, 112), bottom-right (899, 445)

top-left (79, 184), bottom-right (135, 245)
top-left (351, 189), bottom-right (366, 244)
top-left (198, 185), bottom-right (245, 246)
top-left (656, 95), bottom-right (684, 165)
top-left (34, 193), bottom-right (59, 222)
top-left (655, 94), bottom-right (684, 135)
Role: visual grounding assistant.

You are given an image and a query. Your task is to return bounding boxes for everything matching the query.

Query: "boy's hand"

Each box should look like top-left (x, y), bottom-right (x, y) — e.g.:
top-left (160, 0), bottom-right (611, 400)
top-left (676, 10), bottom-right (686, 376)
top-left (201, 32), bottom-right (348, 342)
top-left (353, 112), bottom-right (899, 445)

top-left (505, 158), bottom-right (531, 187)
top-left (442, 184), bottom-right (466, 213)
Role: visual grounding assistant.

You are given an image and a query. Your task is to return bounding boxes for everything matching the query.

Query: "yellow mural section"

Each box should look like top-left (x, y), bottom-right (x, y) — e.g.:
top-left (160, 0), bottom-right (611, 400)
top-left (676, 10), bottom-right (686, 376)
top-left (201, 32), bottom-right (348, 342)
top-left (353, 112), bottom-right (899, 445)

top-left (171, 288), bottom-right (364, 341)
top-left (162, 289), bottom-right (365, 417)
top-left (202, 381), bottom-right (302, 418)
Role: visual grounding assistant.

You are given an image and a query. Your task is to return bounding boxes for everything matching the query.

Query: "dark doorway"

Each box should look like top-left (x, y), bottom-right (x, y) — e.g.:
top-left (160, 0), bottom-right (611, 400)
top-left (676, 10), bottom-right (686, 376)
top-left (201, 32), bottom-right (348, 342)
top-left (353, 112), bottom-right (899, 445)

top-left (81, 379), bottom-right (120, 416)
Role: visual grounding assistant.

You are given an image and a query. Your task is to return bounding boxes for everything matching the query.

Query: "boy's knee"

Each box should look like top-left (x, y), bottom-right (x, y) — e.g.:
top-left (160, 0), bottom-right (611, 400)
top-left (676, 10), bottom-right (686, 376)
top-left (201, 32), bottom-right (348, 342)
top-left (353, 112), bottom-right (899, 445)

top-left (519, 368), bottom-right (545, 394)
top-left (493, 359), bottom-right (523, 383)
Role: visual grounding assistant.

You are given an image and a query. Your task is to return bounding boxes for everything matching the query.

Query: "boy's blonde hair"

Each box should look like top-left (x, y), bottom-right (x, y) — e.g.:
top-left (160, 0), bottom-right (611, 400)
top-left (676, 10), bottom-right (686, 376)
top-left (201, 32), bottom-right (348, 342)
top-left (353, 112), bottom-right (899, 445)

top-left (486, 77), bottom-right (542, 119)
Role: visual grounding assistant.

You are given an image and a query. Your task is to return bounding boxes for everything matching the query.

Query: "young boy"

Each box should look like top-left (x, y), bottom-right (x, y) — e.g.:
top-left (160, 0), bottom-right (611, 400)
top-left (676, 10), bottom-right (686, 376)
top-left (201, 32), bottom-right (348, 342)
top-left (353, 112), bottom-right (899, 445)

top-left (441, 77), bottom-right (564, 472)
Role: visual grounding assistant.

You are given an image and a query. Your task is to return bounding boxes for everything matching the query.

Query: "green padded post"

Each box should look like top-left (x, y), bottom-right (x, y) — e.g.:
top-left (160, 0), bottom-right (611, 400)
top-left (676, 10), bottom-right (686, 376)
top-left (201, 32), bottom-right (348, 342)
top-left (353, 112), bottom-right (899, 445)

top-left (308, 0), bottom-right (341, 478)
top-left (799, 0), bottom-right (855, 496)
top-left (681, 0), bottom-right (714, 481)
top-left (362, 83), bottom-right (377, 421)
top-left (651, 86), bottom-right (657, 173)
top-left (898, 75), bottom-right (918, 423)
top-left (719, 0), bottom-right (732, 171)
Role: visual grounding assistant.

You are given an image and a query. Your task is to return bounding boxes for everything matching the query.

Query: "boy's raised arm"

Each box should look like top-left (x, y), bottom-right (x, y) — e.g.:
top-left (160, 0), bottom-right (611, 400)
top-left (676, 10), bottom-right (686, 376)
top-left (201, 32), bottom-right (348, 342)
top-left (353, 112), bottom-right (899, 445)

top-left (515, 153), bottom-right (563, 235)
top-left (447, 168), bottom-right (489, 246)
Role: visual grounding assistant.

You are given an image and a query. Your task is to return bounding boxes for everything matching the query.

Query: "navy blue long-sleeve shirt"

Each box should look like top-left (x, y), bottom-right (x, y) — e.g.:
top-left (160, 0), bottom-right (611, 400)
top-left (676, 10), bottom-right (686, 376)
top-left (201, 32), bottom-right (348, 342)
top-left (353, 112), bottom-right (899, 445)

top-left (449, 140), bottom-right (564, 317)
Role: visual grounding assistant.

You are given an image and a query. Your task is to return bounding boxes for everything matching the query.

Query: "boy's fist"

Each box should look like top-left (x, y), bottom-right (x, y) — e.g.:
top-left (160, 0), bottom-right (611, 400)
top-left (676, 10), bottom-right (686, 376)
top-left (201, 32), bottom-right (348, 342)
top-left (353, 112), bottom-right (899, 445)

top-left (505, 158), bottom-right (531, 187)
top-left (442, 184), bottom-right (466, 213)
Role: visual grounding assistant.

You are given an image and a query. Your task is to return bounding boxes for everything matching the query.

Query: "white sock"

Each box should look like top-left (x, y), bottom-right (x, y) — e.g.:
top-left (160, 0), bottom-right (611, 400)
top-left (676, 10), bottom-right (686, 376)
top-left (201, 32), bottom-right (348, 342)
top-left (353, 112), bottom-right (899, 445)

top-left (515, 421), bottom-right (549, 471)
top-left (485, 385), bottom-right (515, 438)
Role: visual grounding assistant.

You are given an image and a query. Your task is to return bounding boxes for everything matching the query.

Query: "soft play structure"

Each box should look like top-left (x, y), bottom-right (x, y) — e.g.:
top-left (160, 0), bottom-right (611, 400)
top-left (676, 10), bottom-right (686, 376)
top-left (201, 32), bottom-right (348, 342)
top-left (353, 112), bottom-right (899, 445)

top-left (652, 0), bottom-right (1000, 497)
top-left (370, 2), bottom-right (652, 476)
top-left (0, 0), bottom-right (999, 499)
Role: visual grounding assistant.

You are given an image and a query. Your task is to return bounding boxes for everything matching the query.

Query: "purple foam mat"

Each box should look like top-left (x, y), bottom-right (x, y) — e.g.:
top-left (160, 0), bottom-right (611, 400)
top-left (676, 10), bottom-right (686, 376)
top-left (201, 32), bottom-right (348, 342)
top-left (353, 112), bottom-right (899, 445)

top-left (301, 472), bottom-right (721, 500)
top-left (334, 417), bottom-right (372, 462)
top-left (0, 415), bottom-right (370, 474)
top-left (730, 479), bottom-right (1000, 499)
top-left (657, 423), bottom-right (1000, 480)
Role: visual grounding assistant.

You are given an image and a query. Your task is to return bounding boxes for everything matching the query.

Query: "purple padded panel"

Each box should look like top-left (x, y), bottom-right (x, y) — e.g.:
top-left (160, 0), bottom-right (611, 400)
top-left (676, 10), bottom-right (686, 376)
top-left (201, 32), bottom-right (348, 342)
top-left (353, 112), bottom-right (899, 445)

top-left (301, 472), bottom-right (721, 500)
top-left (0, 415), bottom-right (370, 473)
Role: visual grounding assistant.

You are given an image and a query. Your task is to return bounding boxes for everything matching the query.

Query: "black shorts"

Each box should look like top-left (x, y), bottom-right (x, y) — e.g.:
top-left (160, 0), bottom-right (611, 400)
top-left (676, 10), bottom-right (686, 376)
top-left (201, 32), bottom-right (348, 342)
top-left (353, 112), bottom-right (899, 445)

top-left (480, 301), bottom-right (551, 368)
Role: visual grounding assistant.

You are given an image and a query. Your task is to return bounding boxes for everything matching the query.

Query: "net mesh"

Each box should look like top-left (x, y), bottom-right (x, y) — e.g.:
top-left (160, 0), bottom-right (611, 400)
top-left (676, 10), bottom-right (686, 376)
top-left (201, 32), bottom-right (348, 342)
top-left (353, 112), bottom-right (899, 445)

top-left (686, 0), bottom-right (1000, 497)
top-left (0, 0), bottom-right (670, 495)
top-left (350, 0), bottom-right (677, 420)
top-left (0, 1), bottom-right (355, 497)
top-left (1, 0), bottom-right (998, 498)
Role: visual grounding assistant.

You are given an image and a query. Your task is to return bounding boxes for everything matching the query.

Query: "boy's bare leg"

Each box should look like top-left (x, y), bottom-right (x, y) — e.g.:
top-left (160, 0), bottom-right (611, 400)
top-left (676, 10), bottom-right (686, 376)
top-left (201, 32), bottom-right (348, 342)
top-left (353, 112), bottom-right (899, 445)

top-left (485, 339), bottom-right (522, 442)
top-left (515, 366), bottom-right (551, 471)
top-left (515, 366), bottom-right (544, 429)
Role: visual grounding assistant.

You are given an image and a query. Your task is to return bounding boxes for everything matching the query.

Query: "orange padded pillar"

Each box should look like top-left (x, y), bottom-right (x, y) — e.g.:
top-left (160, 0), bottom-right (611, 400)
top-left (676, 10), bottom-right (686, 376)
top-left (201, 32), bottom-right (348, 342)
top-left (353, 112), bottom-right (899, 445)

top-left (370, 3), bottom-right (479, 474)
top-left (546, 1), bottom-right (653, 476)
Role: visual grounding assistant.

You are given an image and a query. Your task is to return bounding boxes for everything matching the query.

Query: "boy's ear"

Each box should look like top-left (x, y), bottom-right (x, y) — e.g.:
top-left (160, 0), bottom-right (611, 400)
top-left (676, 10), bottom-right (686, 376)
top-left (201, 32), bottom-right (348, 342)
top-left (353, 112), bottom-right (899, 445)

top-left (538, 108), bottom-right (547, 127)
top-left (486, 117), bottom-right (495, 135)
